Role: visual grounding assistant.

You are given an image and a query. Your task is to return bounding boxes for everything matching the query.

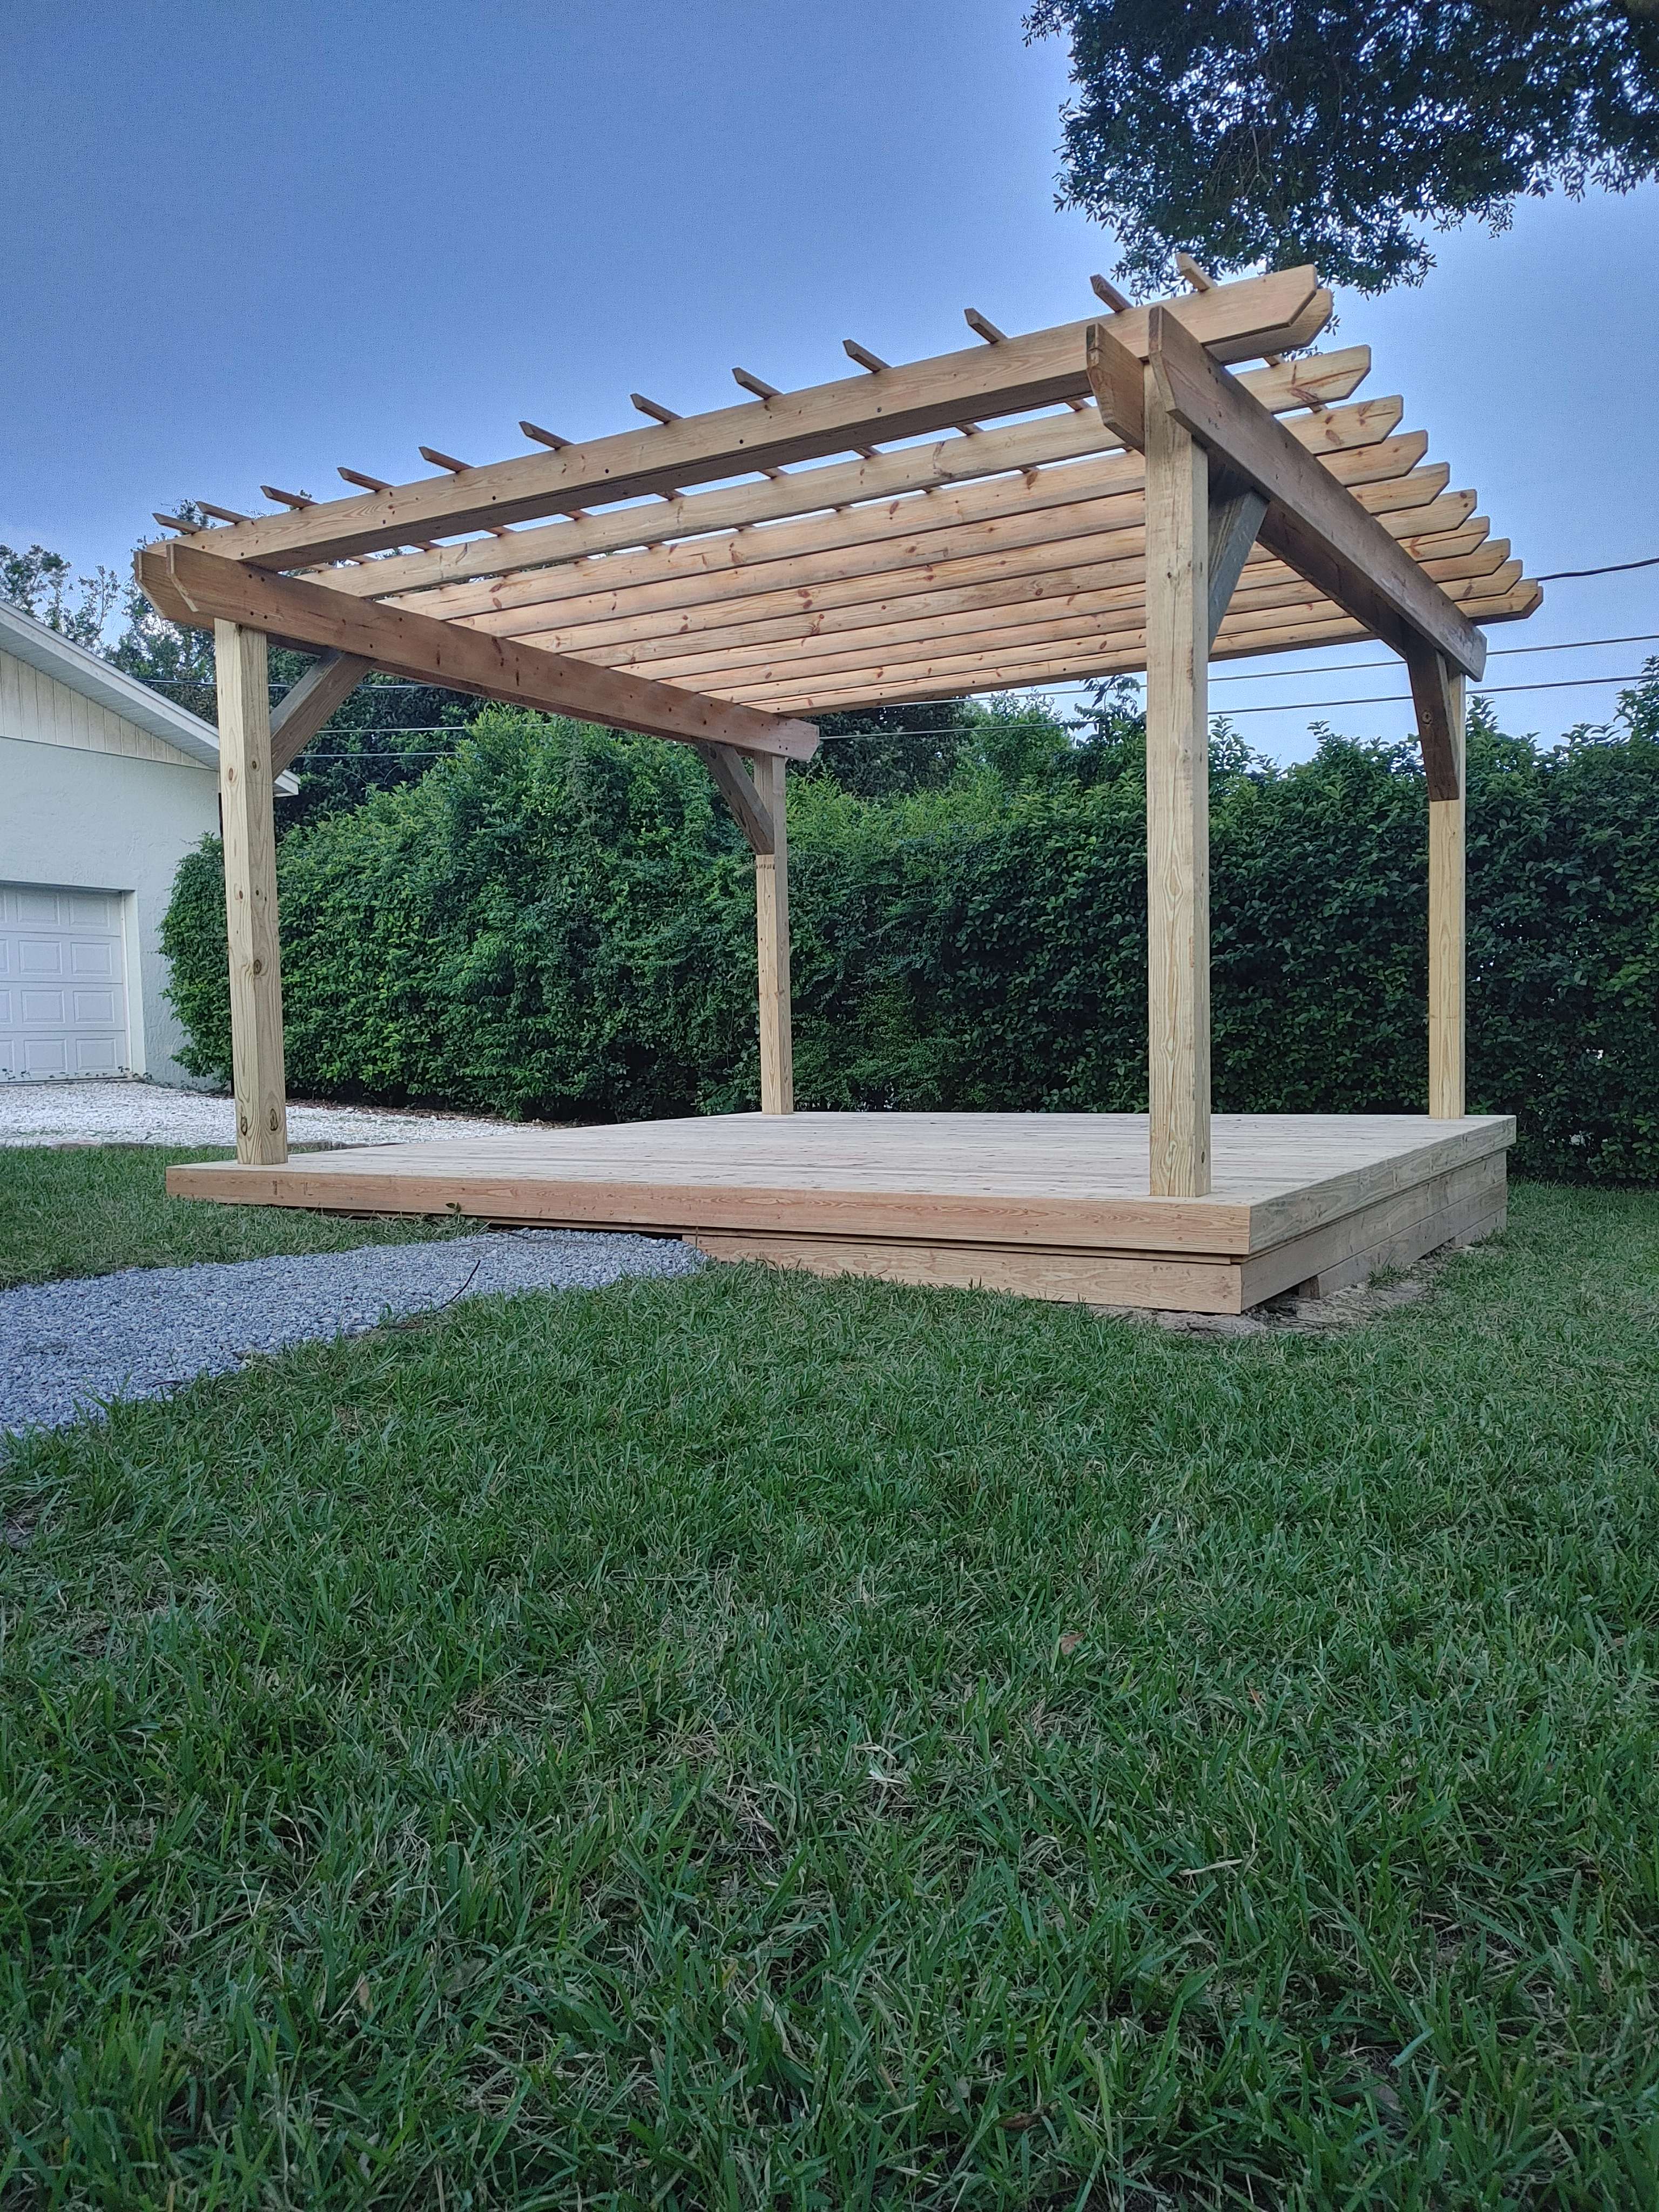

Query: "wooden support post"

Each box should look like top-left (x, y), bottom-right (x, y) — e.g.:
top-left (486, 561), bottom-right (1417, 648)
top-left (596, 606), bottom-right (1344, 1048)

top-left (1428, 666), bottom-right (1466, 1118)
top-left (214, 620), bottom-right (288, 1164)
top-left (1144, 367), bottom-right (1211, 1196)
top-left (754, 751), bottom-right (793, 1114)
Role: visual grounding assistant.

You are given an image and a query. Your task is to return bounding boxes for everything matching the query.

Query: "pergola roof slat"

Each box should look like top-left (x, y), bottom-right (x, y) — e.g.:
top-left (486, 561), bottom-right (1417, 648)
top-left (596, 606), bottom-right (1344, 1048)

top-left (137, 262), bottom-right (1541, 754)
top-left (435, 426), bottom-right (1426, 656)
top-left (158, 269), bottom-right (1332, 570)
top-left (326, 347), bottom-right (1372, 604)
top-left (583, 522), bottom-right (1499, 693)
top-left (538, 498), bottom-right (1484, 687)
top-left (669, 556), bottom-right (1524, 704)
top-left (716, 575), bottom-right (1540, 716)
top-left (487, 447), bottom-right (1442, 660)
top-left (394, 393), bottom-right (1402, 633)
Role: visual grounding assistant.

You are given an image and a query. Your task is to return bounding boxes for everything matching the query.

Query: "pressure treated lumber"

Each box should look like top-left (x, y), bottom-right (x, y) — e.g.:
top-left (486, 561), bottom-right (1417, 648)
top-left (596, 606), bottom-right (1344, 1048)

top-left (1206, 488), bottom-right (1269, 644)
top-left (414, 399), bottom-right (1410, 636)
top-left (163, 1111), bottom-right (1516, 1314)
top-left (485, 441), bottom-right (1435, 668)
top-left (625, 516), bottom-right (1494, 691)
top-left (602, 502), bottom-right (1483, 686)
top-left (724, 570), bottom-right (1534, 713)
top-left (268, 650), bottom-right (372, 776)
top-left (215, 622), bottom-right (288, 1165)
top-left (1144, 368), bottom-right (1212, 1199)
top-left (154, 269), bottom-right (1332, 568)
top-left (138, 542), bottom-right (820, 761)
top-left (1406, 644), bottom-right (1465, 802)
top-left (696, 741), bottom-right (776, 853)
top-left (322, 348), bottom-right (1373, 603)
top-left (1101, 307), bottom-right (1487, 680)
top-left (648, 529), bottom-right (1503, 698)
top-left (755, 752), bottom-right (793, 1114)
top-left (1428, 666), bottom-right (1467, 1118)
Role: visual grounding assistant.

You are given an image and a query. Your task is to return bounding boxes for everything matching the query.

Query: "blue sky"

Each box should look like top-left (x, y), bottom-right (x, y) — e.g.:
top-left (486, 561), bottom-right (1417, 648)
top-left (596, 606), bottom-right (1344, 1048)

top-left (5, 0), bottom-right (1655, 760)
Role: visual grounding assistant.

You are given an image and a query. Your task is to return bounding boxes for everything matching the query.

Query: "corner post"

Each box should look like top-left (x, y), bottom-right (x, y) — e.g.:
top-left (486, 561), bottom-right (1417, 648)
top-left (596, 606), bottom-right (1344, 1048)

top-left (1428, 670), bottom-right (1467, 1118)
top-left (1143, 366), bottom-right (1211, 1195)
top-left (754, 751), bottom-right (794, 1114)
top-left (214, 620), bottom-right (288, 1163)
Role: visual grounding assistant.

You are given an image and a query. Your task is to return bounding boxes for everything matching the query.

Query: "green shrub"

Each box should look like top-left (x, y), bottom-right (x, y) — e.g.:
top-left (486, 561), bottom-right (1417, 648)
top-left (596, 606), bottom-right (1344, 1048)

top-left (161, 707), bottom-right (1659, 1182)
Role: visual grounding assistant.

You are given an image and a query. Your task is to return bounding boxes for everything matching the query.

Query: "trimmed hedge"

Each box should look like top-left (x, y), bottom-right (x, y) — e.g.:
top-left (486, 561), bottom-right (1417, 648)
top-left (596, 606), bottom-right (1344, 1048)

top-left (162, 707), bottom-right (1659, 1182)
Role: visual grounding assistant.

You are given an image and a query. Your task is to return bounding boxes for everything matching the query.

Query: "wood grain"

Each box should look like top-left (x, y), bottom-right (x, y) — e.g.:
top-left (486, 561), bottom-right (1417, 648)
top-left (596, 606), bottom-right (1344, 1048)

top-left (339, 349), bottom-right (1374, 605)
top-left (1140, 306), bottom-right (1487, 679)
top-left (214, 622), bottom-right (288, 1165)
top-left (1428, 669), bottom-right (1467, 1118)
top-left (1143, 371), bottom-right (1211, 1198)
top-left (148, 269), bottom-right (1331, 567)
top-left (268, 651), bottom-right (371, 776)
top-left (164, 1111), bottom-right (1514, 1312)
top-left (755, 753), bottom-right (793, 1114)
top-left (139, 543), bottom-right (819, 761)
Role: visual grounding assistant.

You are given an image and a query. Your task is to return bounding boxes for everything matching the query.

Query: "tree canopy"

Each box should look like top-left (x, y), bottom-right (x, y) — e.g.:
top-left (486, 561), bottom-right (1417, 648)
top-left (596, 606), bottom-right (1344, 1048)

top-left (1026, 0), bottom-right (1659, 292)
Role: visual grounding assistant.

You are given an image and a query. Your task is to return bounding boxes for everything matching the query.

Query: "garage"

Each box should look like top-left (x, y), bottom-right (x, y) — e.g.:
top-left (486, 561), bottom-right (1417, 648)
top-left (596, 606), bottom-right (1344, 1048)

top-left (0, 881), bottom-right (131, 1080)
top-left (1, 599), bottom-right (295, 1088)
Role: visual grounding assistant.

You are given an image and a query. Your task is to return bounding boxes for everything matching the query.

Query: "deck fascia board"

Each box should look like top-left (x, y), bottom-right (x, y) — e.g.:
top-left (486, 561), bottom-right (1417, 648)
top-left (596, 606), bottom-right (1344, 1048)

top-left (1240, 1114), bottom-right (1514, 1251)
top-left (163, 1111), bottom-right (1516, 1266)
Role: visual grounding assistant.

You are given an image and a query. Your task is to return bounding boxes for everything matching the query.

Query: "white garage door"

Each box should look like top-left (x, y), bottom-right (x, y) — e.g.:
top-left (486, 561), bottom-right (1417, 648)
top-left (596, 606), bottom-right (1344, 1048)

top-left (0, 883), bottom-right (131, 1080)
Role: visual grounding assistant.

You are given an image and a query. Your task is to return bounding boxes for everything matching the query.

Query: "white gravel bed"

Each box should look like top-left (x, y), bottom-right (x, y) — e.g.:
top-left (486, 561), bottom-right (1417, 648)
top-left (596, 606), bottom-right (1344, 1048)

top-left (0, 1078), bottom-right (538, 1150)
top-left (0, 1230), bottom-right (704, 1441)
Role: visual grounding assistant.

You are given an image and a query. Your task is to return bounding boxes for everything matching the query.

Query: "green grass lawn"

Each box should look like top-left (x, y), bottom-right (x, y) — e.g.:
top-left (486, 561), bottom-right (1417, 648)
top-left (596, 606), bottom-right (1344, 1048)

top-left (0, 1144), bottom-right (471, 1287)
top-left (2, 1179), bottom-right (1657, 2206)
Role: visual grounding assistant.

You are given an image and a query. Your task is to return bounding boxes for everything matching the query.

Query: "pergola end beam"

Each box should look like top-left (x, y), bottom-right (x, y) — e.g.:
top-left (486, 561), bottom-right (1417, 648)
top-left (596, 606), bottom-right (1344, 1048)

top-left (142, 269), bottom-right (1333, 570)
top-left (137, 542), bottom-right (820, 763)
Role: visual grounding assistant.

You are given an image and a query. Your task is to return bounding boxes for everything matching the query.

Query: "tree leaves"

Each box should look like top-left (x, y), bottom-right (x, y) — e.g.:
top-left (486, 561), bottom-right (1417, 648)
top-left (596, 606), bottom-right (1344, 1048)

top-left (1026, 0), bottom-right (1659, 292)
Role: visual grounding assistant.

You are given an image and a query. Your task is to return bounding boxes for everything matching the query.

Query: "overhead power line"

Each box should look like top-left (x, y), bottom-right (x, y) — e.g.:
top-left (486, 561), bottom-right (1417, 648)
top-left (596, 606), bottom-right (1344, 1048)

top-left (1211, 632), bottom-right (1659, 684)
top-left (138, 627), bottom-right (1659, 700)
top-left (1535, 553), bottom-right (1659, 581)
top-left (294, 667), bottom-right (1652, 758)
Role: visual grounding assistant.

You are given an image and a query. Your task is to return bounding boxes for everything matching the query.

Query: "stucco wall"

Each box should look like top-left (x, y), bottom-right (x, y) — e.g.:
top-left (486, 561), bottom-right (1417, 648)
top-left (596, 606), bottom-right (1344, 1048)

top-left (0, 731), bottom-right (220, 1084)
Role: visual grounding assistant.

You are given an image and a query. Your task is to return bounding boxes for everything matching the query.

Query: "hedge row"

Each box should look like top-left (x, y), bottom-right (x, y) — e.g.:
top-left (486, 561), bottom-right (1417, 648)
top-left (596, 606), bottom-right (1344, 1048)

top-left (161, 708), bottom-right (1659, 1182)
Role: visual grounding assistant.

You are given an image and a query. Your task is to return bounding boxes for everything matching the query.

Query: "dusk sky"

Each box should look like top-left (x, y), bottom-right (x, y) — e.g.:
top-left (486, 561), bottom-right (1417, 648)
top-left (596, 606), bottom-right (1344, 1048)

top-left (5, 0), bottom-right (1656, 760)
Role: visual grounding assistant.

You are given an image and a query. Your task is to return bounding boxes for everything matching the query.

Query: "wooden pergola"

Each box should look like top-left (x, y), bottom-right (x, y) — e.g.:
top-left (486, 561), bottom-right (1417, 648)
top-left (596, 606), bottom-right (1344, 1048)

top-left (146, 266), bottom-right (1539, 1312)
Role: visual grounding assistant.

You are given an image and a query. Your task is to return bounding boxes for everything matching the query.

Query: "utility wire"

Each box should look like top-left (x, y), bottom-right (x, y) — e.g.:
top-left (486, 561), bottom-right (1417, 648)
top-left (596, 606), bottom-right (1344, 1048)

top-left (1535, 553), bottom-right (1659, 581)
top-left (1211, 632), bottom-right (1659, 684)
top-left (140, 625), bottom-right (1659, 702)
top-left (1218, 672), bottom-right (1646, 719)
top-left (295, 669), bottom-right (1652, 757)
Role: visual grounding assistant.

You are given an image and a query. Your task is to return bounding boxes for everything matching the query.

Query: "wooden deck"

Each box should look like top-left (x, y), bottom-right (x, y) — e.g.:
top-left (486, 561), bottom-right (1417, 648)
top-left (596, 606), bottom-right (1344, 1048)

top-left (166, 1111), bottom-right (1514, 1315)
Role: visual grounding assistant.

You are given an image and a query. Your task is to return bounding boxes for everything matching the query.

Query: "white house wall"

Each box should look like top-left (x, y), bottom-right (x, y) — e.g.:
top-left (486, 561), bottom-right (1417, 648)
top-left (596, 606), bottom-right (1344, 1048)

top-left (0, 641), bottom-right (208, 770)
top-left (0, 660), bottom-right (221, 1083)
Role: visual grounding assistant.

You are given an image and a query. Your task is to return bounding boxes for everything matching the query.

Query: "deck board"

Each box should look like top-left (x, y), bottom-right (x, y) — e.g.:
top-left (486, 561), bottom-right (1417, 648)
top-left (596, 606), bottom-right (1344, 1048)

top-left (167, 1112), bottom-right (1514, 1310)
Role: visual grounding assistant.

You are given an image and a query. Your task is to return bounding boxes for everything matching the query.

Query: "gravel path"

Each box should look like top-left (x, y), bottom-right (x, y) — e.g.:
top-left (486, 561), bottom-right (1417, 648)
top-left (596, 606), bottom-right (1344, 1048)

top-left (0, 1230), bottom-right (703, 1441)
top-left (0, 1079), bottom-right (541, 1150)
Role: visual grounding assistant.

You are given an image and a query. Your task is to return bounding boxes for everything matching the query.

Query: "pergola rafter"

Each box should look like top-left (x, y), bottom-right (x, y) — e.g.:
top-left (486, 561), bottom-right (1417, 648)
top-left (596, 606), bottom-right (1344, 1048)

top-left (138, 264), bottom-right (1541, 1201)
